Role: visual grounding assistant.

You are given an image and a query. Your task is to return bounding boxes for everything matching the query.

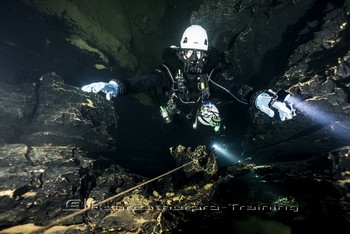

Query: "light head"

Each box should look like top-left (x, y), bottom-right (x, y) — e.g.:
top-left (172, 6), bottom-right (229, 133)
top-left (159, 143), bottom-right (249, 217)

top-left (179, 25), bottom-right (209, 74)
top-left (180, 25), bottom-right (208, 51)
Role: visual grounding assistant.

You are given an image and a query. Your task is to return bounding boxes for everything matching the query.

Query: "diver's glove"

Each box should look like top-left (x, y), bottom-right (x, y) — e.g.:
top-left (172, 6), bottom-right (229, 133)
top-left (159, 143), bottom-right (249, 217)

top-left (81, 80), bottom-right (119, 100)
top-left (254, 89), bottom-right (296, 121)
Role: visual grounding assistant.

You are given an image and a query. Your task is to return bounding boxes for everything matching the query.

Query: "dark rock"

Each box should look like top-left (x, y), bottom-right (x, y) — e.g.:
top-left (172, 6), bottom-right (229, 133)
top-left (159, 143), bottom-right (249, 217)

top-left (23, 72), bottom-right (118, 152)
top-left (0, 144), bottom-right (161, 233)
top-left (0, 144), bottom-right (93, 228)
top-left (0, 70), bottom-right (36, 145)
top-left (170, 145), bottom-right (218, 179)
top-left (0, 71), bottom-right (118, 152)
top-left (89, 145), bottom-right (221, 233)
top-left (191, 0), bottom-right (317, 85)
top-left (242, 1), bottom-right (350, 163)
top-left (86, 164), bottom-right (146, 223)
top-left (79, 145), bottom-right (245, 233)
top-left (247, 146), bottom-right (350, 233)
top-left (1, 0), bottom-right (350, 233)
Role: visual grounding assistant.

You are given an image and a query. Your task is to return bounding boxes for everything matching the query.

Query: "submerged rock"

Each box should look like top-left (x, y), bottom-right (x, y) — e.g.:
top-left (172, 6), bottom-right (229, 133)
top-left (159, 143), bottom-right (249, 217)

top-left (242, 1), bottom-right (350, 163)
top-left (170, 145), bottom-right (218, 178)
top-left (0, 144), bottom-right (238, 233)
top-left (0, 72), bottom-right (118, 152)
top-left (2, 143), bottom-right (347, 233)
top-left (0, 144), bottom-right (93, 228)
top-left (0, 0), bottom-right (350, 233)
top-left (91, 145), bottom-right (222, 233)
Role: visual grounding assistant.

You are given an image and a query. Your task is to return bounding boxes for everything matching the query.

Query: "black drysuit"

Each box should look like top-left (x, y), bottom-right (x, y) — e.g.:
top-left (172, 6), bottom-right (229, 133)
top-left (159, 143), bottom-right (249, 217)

top-left (116, 48), bottom-right (254, 100)
top-left (115, 47), bottom-right (257, 125)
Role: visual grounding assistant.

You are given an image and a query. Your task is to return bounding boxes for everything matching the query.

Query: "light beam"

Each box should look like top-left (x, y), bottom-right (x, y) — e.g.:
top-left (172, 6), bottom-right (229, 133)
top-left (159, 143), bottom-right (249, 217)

top-left (212, 143), bottom-right (239, 163)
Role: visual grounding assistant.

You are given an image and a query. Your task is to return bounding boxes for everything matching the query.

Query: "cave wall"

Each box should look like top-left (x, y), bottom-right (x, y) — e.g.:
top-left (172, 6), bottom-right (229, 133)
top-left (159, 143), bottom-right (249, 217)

top-left (23, 0), bottom-right (203, 77)
top-left (0, 72), bottom-right (117, 151)
top-left (191, 0), bottom-right (317, 86)
top-left (242, 0), bottom-right (350, 163)
top-left (0, 0), bottom-right (349, 233)
top-left (189, 0), bottom-right (350, 164)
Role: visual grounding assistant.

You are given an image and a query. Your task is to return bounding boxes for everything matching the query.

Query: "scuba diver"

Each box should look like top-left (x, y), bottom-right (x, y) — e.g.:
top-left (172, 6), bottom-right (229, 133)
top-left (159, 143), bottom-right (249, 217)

top-left (82, 25), bottom-right (296, 132)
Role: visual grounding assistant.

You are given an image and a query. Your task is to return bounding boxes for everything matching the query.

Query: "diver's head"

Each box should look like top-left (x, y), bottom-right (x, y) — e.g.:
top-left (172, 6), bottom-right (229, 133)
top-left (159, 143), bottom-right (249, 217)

top-left (180, 25), bottom-right (208, 74)
top-left (180, 25), bottom-right (208, 51)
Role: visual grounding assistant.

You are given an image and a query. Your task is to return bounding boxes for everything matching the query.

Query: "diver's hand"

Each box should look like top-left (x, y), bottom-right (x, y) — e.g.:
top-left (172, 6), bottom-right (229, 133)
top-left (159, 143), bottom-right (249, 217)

top-left (255, 89), bottom-right (296, 121)
top-left (81, 80), bottom-right (119, 100)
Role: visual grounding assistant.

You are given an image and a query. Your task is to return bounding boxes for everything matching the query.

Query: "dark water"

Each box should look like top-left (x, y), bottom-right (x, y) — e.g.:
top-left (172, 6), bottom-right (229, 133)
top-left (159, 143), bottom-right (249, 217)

top-left (1, 1), bottom-right (349, 233)
top-left (0, 0), bottom-right (251, 177)
top-left (113, 93), bottom-right (250, 176)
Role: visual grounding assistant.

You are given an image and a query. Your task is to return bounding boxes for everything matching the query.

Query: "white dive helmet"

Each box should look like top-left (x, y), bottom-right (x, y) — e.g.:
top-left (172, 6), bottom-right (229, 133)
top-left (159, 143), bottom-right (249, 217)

top-left (180, 25), bottom-right (208, 51)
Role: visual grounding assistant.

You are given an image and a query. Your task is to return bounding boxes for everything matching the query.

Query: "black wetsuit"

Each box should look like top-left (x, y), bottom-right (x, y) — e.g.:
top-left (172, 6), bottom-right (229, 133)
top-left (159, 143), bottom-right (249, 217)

top-left (114, 47), bottom-right (257, 124)
top-left (117, 47), bottom-right (256, 99)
